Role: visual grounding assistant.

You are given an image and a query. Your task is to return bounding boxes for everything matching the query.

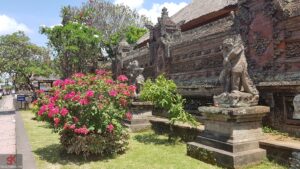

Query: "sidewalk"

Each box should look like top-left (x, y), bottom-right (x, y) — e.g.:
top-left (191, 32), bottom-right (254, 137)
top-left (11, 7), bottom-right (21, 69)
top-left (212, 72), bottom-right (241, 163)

top-left (0, 95), bottom-right (16, 154)
top-left (0, 95), bottom-right (36, 169)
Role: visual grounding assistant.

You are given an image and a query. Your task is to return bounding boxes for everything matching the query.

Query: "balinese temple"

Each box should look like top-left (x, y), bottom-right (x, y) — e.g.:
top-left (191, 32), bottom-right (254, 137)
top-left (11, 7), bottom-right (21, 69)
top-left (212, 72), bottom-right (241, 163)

top-left (114, 0), bottom-right (300, 136)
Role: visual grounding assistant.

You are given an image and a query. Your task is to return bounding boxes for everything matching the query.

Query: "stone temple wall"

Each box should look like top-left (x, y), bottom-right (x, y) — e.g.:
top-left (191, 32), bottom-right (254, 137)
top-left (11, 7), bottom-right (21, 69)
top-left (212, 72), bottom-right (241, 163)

top-left (238, 0), bottom-right (300, 135)
top-left (169, 16), bottom-right (233, 87)
top-left (119, 0), bottom-right (300, 135)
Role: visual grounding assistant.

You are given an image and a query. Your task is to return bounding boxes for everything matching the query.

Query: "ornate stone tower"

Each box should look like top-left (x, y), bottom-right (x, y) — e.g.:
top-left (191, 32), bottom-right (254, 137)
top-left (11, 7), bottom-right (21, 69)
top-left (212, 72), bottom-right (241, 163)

top-left (113, 38), bottom-right (131, 78)
top-left (146, 7), bottom-right (182, 77)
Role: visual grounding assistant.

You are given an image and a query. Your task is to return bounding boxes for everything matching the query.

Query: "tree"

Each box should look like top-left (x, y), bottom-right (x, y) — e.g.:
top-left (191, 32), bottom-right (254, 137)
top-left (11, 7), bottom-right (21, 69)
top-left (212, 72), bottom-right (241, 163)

top-left (0, 31), bottom-right (53, 90)
top-left (61, 0), bottom-right (150, 58)
top-left (41, 22), bottom-right (103, 78)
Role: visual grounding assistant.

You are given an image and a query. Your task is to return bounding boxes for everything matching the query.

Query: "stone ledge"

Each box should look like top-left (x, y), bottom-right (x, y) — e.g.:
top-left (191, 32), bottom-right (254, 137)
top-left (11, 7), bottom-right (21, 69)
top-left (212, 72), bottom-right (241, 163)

top-left (150, 117), bottom-right (203, 142)
top-left (260, 140), bottom-right (300, 151)
top-left (187, 142), bottom-right (266, 169)
top-left (197, 106), bottom-right (270, 123)
top-left (259, 140), bottom-right (300, 166)
top-left (131, 101), bottom-right (153, 106)
top-left (198, 106), bottom-right (270, 116)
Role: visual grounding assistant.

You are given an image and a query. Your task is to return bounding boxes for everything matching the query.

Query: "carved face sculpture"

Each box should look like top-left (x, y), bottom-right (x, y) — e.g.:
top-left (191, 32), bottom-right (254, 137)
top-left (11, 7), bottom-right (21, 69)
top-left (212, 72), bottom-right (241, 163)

top-left (222, 38), bottom-right (235, 54)
top-left (132, 60), bottom-right (139, 67)
top-left (293, 94), bottom-right (300, 119)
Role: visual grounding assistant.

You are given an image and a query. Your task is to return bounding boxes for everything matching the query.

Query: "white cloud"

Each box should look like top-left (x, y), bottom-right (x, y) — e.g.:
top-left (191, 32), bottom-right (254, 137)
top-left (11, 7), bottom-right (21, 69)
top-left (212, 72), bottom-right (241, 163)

top-left (0, 15), bottom-right (31, 35)
top-left (114, 0), bottom-right (144, 10)
top-left (138, 2), bottom-right (188, 24)
top-left (114, 0), bottom-right (188, 24)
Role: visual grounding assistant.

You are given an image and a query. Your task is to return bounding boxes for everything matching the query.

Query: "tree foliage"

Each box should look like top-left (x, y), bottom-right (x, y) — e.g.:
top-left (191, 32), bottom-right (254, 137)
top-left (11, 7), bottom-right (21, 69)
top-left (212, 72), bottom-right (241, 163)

top-left (61, 0), bottom-right (149, 58)
top-left (0, 31), bottom-right (53, 90)
top-left (41, 22), bottom-right (103, 78)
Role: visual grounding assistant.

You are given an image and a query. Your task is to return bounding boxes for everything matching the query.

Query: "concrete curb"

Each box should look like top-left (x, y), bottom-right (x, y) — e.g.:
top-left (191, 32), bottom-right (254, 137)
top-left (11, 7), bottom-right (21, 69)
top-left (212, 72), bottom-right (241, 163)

top-left (16, 111), bottom-right (37, 169)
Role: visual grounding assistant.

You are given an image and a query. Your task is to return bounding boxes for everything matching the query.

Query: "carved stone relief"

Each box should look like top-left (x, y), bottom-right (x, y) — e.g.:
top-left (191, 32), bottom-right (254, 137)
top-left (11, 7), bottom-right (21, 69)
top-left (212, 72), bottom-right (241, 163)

top-left (252, 32), bottom-right (271, 56)
top-left (286, 42), bottom-right (300, 58)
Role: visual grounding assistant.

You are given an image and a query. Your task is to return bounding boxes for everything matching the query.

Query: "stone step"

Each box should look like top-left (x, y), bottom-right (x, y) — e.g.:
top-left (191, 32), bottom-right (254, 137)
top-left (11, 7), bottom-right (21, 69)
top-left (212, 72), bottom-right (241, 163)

top-left (124, 123), bottom-right (151, 132)
top-left (123, 118), bottom-right (150, 125)
top-left (259, 139), bottom-right (300, 166)
top-left (187, 142), bottom-right (266, 169)
top-left (196, 135), bottom-right (259, 153)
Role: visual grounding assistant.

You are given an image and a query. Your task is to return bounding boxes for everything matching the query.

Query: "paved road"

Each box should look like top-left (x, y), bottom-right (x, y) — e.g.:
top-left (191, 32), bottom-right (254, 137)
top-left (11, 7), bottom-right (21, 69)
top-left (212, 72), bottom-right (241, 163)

top-left (0, 95), bottom-right (36, 169)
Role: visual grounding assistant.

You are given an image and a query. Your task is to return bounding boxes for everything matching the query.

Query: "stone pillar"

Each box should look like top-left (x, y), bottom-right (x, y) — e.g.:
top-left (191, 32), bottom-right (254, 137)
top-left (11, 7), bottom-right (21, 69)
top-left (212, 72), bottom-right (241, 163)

top-left (290, 152), bottom-right (300, 169)
top-left (124, 101), bottom-right (153, 132)
top-left (293, 95), bottom-right (300, 119)
top-left (187, 106), bottom-right (269, 169)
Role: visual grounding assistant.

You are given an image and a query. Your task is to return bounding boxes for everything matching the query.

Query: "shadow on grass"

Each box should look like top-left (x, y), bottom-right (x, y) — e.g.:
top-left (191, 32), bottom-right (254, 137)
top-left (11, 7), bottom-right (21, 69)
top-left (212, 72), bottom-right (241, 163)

top-left (33, 144), bottom-right (115, 165)
top-left (133, 133), bottom-right (179, 146)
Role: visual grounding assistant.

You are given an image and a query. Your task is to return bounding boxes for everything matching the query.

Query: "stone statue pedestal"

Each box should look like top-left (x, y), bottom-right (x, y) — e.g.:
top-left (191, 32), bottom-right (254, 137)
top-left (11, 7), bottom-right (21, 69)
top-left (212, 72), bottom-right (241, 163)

top-left (124, 101), bottom-right (153, 132)
top-left (214, 91), bottom-right (259, 108)
top-left (187, 106), bottom-right (269, 169)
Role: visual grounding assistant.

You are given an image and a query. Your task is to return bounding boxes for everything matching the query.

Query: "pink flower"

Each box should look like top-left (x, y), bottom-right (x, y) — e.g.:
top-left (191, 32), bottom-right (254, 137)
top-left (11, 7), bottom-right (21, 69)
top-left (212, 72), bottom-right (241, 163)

top-left (128, 85), bottom-right (136, 92)
top-left (72, 94), bottom-right (81, 102)
top-left (107, 124), bottom-right (114, 133)
top-left (96, 69), bottom-right (107, 75)
top-left (48, 106), bottom-right (59, 118)
top-left (74, 126), bottom-right (89, 135)
top-left (90, 77), bottom-right (97, 81)
top-left (117, 75), bottom-right (128, 82)
top-left (122, 90), bottom-right (130, 96)
top-left (118, 83), bottom-right (126, 88)
top-left (53, 80), bottom-right (63, 87)
top-left (47, 103), bottom-right (55, 109)
top-left (98, 95), bottom-right (104, 100)
top-left (50, 96), bottom-right (58, 103)
top-left (73, 117), bottom-right (79, 123)
top-left (105, 79), bottom-right (114, 84)
top-left (38, 105), bottom-right (47, 115)
top-left (119, 98), bottom-right (127, 107)
top-left (64, 91), bottom-right (76, 100)
top-left (79, 98), bottom-right (89, 105)
top-left (125, 112), bottom-right (133, 120)
top-left (109, 90), bottom-right (118, 97)
top-left (69, 124), bottom-right (76, 130)
top-left (73, 73), bottom-right (85, 78)
top-left (32, 100), bottom-right (38, 105)
top-left (63, 123), bottom-right (69, 130)
top-left (38, 109), bottom-right (44, 116)
top-left (36, 90), bottom-right (45, 94)
top-left (64, 79), bottom-right (75, 85)
top-left (85, 90), bottom-right (94, 98)
top-left (60, 108), bottom-right (69, 117)
top-left (54, 90), bottom-right (60, 97)
top-left (54, 118), bottom-right (60, 127)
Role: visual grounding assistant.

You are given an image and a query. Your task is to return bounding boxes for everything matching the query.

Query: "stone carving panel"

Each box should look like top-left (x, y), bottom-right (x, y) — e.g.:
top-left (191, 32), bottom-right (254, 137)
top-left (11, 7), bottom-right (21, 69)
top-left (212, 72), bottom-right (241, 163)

top-left (286, 42), bottom-right (300, 59)
top-left (252, 32), bottom-right (271, 56)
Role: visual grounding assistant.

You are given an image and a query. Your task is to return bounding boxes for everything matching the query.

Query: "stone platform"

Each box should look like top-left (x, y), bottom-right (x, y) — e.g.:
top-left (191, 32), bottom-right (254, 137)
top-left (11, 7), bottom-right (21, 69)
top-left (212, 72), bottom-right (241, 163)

top-left (124, 101), bottom-right (153, 132)
top-left (187, 106), bottom-right (270, 169)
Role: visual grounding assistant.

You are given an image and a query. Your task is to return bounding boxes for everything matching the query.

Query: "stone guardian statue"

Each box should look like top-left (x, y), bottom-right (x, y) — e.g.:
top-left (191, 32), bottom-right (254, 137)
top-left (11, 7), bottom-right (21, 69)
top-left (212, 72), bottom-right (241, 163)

top-left (126, 60), bottom-right (145, 97)
top-left (214, 35), bottom-right (259, 107)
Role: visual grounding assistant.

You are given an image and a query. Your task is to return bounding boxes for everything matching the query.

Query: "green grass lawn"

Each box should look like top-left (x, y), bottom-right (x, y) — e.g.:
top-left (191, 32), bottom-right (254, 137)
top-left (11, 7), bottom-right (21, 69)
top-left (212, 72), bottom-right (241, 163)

top-left (21, 111), bottom-right (287, 169)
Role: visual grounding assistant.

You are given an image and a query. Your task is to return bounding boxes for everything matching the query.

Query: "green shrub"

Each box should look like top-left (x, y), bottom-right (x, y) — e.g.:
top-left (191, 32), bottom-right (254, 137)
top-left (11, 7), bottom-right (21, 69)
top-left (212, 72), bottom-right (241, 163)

top-left (60, 129), bottom-right (129, 157)
top-left (140, 75), bottom-right (197, 125)
top-left (33, 71), bottom-right (135, 157)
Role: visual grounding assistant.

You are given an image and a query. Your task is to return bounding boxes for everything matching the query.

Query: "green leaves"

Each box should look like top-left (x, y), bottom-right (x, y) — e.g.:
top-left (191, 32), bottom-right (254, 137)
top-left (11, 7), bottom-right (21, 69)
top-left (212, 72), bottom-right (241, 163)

top-left (41, 22), bottom-right (103, 78)
top-left (0, 31), bottom-right (53, 89)
top-left (140, 75), bottom-right (197, 126)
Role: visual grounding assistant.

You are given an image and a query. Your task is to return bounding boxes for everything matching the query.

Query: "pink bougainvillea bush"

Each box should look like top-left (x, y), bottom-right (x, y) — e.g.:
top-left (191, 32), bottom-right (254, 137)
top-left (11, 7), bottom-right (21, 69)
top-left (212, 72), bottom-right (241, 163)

top-left (32, 70), bottom-right (135, 157)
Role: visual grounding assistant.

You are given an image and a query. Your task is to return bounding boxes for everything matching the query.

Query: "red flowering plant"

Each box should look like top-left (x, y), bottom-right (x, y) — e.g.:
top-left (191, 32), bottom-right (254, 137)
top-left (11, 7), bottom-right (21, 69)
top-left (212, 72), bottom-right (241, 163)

top-left (33, 70), bottom-right (135, 157)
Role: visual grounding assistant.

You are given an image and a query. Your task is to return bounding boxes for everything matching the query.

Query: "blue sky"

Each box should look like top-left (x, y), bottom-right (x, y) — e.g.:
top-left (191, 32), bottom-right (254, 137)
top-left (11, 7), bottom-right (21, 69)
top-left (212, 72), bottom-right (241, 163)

top-left (0, 0), bottom-right (190, 46)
